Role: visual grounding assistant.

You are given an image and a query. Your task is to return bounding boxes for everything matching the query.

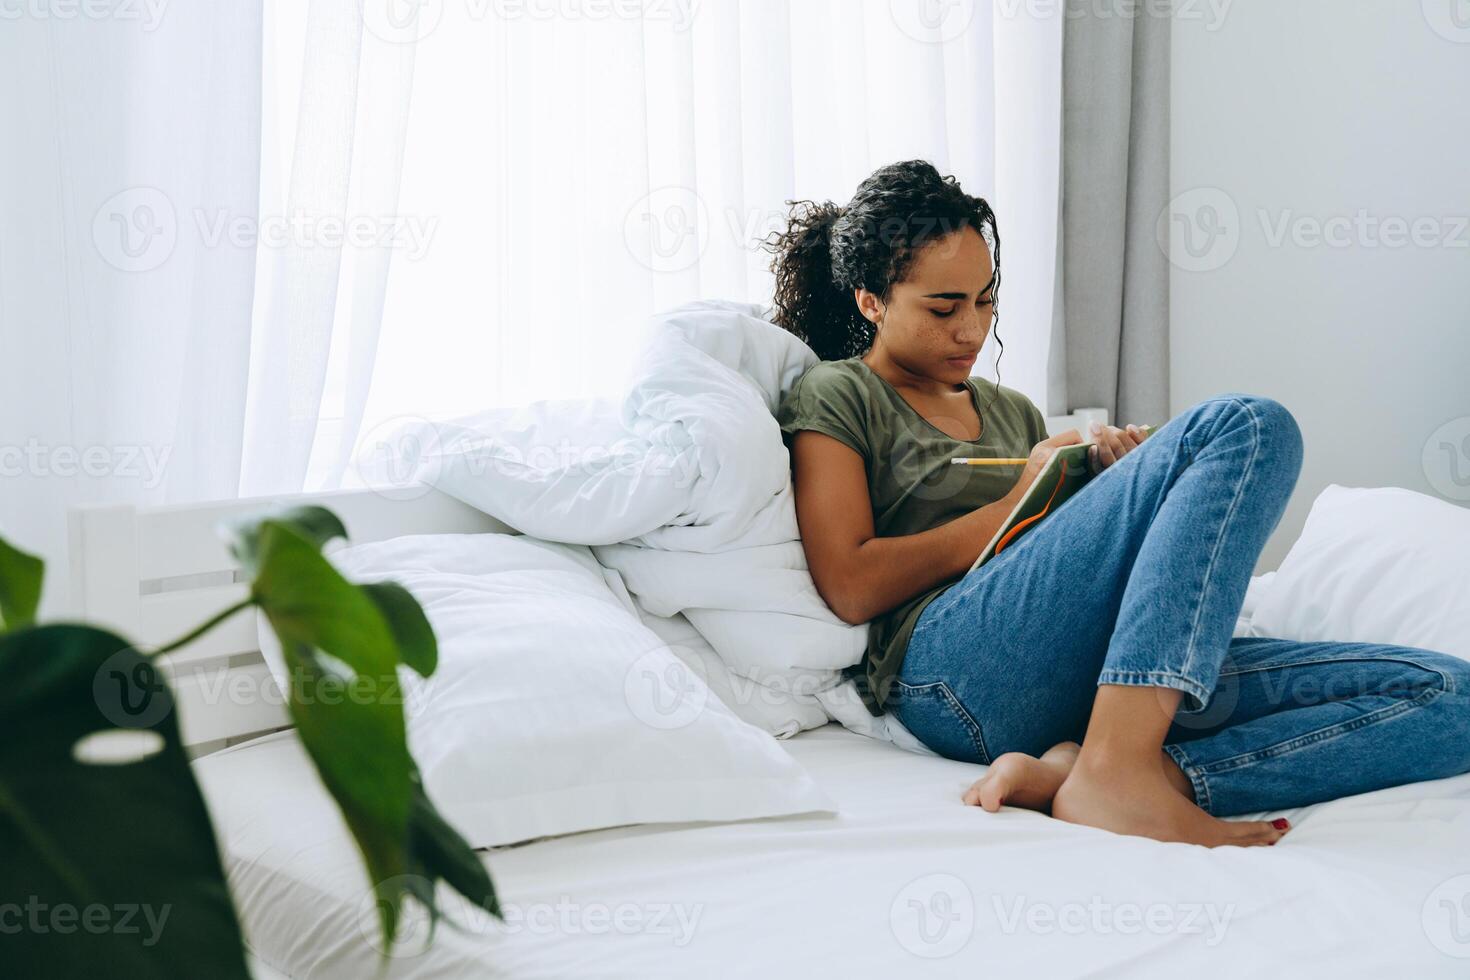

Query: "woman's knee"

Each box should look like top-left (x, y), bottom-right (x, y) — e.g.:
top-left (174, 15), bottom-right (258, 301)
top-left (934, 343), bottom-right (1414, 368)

top-left (1400, 650), bottom-right (1470, 777)
top-left (1415, 648), bottom-right (1470, 697)
top-left (1190, 393), bottom-right (1304, 475)
top-left (1344, 644), bottom-right (1470, 701)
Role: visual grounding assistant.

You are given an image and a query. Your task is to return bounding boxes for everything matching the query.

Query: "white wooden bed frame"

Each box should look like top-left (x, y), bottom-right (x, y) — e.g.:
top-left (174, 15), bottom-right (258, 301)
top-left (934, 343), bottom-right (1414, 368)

top-left (67, 408), bottom-right (1108, 753)
top-left (67, 487), bottom-right (514, 752)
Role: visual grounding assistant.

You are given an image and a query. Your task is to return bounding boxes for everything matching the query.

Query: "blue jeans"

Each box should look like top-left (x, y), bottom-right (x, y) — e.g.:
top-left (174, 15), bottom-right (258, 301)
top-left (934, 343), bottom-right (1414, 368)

top-left (892, 394), bottom-right (1470, 816)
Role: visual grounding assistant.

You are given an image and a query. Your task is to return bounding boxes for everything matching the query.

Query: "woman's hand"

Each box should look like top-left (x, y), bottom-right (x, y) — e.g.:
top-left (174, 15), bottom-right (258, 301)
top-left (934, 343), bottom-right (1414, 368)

top-left (1086, 422), bottom-right (1148, 475)
top-left (1011, 430), bottom-right (1084, 500)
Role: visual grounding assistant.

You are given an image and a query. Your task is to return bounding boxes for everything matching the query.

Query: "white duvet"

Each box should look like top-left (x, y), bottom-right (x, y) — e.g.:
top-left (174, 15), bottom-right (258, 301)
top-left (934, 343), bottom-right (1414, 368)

top-left (199, 721), bottom-right (1470, 979)
top-left (377, 301), bottom-right (878, 738)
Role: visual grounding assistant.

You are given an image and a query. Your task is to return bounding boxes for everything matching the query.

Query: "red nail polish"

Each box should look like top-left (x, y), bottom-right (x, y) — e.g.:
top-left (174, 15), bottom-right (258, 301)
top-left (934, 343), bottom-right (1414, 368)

top-left (1271, 818), bottom-right (1290, 831)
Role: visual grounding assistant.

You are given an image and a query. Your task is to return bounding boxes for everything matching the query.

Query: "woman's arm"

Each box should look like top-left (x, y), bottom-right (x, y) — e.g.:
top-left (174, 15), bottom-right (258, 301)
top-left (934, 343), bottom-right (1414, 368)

top-left (790, 428), bottom-right (1083, 626)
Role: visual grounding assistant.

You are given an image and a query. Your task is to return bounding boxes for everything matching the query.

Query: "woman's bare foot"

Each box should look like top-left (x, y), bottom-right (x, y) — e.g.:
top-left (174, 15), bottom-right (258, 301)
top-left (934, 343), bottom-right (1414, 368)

top-left (961, 741), bottom-right (1080, 813)
top-left (1052, 751), bottom-right (1289, 848)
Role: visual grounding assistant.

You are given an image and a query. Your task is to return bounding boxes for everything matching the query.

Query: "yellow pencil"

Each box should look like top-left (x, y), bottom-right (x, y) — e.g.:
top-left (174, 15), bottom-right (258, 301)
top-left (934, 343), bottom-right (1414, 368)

top-left (949, 457), bottom-right (1029, 466)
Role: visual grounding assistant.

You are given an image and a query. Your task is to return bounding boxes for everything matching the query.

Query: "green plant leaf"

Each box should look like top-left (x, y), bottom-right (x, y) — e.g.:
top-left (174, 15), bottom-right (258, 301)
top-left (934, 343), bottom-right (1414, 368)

top-left (245, 521), bottom-right (414, 945)
top-left (408, 768), bottom-right (500, 921)
top-left (367, 770), bottom-right (504, 954)
top-left (361, 582), bottom-right (438, 677)
top-left (0, 536), bottom-right (44, 631)
top-left (248, 522), bottom-right (402, 677)
top-left (0, 625), bottom-right (250, 979)
top-left (282, 642), bottom-right (414, 943)
top-left (225, 505), bottom-right (347, 577)
top-left (224, 506), bottom-right (499, 954)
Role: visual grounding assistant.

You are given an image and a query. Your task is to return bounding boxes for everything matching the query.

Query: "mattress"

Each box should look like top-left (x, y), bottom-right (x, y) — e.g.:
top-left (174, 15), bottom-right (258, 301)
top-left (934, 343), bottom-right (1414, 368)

top-left (195, 723), bottom-right (1470, 979)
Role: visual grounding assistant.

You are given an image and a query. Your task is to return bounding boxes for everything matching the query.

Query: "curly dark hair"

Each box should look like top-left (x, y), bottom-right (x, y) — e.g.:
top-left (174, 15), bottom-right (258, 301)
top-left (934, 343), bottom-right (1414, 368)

top-left (763, 159), bottom-right (1003, 374)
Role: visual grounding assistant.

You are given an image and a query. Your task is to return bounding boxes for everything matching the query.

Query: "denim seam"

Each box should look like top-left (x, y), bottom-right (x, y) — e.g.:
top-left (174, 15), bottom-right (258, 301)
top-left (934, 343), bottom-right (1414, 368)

top-left (1096, 668), bottom-right (1213, 707)
top-left (938, 682), bottom-right (992, 764)
top-left (947, 573), bottom-right (983, 610)
top-left (1162, 742), bottom-right (1212, 813)
top-left (895, 679), bottom-right (991, 764)
top-left (911, 607), bottom-right (951, 650)
top-left (909, 612), bottom-right (933, 647)
top-left (1177, 396), bottom-right (1261, 689)
top-left (1189, 687), bottom-right (1443, 775)
top-left (1216, 654), bottom-right (1455, 695)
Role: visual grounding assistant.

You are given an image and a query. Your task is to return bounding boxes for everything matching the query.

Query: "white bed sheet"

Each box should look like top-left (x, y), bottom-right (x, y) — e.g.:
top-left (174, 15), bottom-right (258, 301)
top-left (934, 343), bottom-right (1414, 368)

top-left (197, 723), bottom-right (1470, 979)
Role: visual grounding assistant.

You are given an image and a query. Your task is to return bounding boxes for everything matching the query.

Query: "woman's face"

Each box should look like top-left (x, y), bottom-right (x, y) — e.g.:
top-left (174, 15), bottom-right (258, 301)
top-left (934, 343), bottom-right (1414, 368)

top-left (855, 226), bottom-right (995, 384)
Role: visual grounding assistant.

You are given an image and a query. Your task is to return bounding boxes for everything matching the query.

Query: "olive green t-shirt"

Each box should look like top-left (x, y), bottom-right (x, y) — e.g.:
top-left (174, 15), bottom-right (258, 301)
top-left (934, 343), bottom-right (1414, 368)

top-left (775, 357), bottom-right (1048, 715)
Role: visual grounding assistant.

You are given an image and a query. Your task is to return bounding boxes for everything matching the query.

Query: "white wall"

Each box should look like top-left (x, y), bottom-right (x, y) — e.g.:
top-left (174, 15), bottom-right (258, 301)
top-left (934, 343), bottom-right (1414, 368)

top-left (1169, 0), bottom-right (1470, 570)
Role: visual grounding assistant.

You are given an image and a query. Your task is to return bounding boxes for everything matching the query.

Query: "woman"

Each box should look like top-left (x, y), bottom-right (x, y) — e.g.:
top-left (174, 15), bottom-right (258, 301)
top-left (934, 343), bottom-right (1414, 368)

top-left (769, 159), bottom-right (1470, 847)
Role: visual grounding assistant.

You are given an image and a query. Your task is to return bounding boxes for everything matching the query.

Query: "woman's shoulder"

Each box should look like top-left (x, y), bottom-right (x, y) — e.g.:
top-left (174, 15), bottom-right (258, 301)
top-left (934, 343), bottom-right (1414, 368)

top-left (777, 358), bottom-right (876, 455)
top-left (792, 356), bottom-right (869, 387)
top-left (783, 357), bottom-right (873, 406)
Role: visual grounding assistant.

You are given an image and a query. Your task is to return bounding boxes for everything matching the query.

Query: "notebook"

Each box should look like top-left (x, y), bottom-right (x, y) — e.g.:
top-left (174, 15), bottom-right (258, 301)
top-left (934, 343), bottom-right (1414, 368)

top-left (967, 425), bottom-right (1155, 573)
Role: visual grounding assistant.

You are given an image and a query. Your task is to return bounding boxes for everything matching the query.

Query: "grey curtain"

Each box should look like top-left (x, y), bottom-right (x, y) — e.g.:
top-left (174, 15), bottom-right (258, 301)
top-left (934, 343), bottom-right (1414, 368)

top-left (1049, 1), bottom-right (1172, 427)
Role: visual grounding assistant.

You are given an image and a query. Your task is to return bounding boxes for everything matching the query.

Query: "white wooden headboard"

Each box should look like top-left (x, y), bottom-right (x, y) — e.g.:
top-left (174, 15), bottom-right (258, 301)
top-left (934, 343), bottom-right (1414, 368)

top-left (68, 487), bottom-right (513, 751)
top-left (66, 408), bottom-right (1106, 752)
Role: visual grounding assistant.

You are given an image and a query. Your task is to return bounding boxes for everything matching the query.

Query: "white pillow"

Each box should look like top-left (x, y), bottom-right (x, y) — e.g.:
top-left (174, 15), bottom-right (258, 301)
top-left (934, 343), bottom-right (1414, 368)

top-left (255, 532), bottom-right (834, 847)
top-left (1234, 571), bottom-right (1276, 636)
top-left (621, 590), bottom-right (833, 739)
top-left (355, 398), bottom-right (683, 546)
top-left (1248, 485), bottom-right (1470, 661)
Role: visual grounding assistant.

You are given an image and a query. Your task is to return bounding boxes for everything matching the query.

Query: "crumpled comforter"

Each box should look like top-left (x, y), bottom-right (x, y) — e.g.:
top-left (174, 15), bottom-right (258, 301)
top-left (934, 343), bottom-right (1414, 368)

top-left (375, 300), bottom-right (897, 740)
top-left (591, 300), bottom-right (884, 738)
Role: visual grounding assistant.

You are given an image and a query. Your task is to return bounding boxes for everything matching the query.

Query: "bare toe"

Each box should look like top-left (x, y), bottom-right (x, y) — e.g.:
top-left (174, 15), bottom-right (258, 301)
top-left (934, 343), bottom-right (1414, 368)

top-left (978, 774), bottom-right (1009, 813)
top-left (1053, 755), bottom-right (1292, 849)
top-left (1223, 817), bottom-right (1290, 847)
top-left (961, 743), bottom-right (1080, 814)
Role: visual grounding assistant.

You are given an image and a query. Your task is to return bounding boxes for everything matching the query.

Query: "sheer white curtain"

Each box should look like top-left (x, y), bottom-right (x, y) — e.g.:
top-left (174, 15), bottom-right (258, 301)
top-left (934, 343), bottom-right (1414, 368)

top-left (0, 7), bottom-right (261, 615)
top-left (1, 2), bottom-right (1062, 612)
top-left (241, 0), bottom-right (1065, 496)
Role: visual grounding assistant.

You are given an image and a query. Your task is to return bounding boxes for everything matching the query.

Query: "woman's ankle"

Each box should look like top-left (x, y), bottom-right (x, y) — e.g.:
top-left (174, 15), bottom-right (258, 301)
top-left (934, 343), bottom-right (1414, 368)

top-left (1160, 750), bottom-right (1197, 801)
top-left (1066, 742), bottom-right (1195, 802)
